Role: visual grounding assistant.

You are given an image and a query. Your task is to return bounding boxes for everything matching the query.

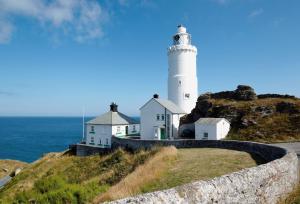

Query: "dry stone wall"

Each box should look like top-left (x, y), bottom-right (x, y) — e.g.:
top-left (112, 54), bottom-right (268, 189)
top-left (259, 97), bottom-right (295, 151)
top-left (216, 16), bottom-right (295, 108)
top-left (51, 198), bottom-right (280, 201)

top-left (108, 137), bottom-right (299, 204)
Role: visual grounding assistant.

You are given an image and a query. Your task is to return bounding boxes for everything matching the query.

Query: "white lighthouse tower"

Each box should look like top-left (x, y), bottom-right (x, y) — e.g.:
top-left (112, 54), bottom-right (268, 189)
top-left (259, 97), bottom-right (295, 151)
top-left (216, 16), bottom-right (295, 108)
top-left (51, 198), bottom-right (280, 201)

top-left (168, 25), bottom-right (198, 114)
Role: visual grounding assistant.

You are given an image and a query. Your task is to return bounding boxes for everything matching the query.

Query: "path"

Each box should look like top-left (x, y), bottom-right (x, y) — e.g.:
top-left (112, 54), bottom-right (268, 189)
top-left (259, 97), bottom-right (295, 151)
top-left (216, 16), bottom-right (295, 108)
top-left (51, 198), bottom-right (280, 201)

top-left (272, 142), bottom-right (300, 159)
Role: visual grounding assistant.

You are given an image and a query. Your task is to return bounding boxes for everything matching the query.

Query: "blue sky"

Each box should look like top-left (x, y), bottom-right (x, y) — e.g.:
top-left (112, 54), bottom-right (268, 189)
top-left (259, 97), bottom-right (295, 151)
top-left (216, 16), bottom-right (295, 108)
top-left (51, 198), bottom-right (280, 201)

top-left (0, 0), bottom-right (299, 116)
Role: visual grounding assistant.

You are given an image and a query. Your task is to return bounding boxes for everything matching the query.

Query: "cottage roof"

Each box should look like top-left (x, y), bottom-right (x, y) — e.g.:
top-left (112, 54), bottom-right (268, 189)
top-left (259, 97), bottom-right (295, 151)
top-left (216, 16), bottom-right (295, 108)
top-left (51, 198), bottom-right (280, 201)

top-left (140, 98), bottom-right (186, 114)
top-left (195, 118), bottom-right (230, 125)
top-left (86, 111), bottom-right (139, 125)
top-left (155, 98), bottom-right (186, 113)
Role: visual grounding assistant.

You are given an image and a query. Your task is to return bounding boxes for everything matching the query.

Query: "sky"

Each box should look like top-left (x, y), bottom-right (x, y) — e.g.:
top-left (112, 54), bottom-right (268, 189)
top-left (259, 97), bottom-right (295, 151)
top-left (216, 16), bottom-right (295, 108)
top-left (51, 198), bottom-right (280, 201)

top-left (0, 0), bottom-right (299, 116)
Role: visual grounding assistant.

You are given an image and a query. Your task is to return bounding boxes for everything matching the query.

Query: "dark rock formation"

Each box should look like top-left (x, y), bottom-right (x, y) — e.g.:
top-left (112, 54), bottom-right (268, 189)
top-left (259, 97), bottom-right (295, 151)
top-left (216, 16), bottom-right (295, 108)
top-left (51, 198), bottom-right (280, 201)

top-left (179, 85), bottom-right (300, 141)
top-left (254, 106), bottom-right (274, 117)
top-left (276, 102), bottom-right (299, 114)
top-left (234, 85), bottom-right (257, 101)
top-left (258, 94), bottom-right (297, 99)
top-left (207, 85), bottom-right (257, 101)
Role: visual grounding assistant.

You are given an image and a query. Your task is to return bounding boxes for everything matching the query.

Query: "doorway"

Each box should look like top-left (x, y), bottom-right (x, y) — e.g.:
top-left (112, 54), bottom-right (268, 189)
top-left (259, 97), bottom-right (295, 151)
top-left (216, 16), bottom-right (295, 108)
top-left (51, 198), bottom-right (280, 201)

top-left (125, 126), bottom-right (128, 135)
top-left (160, 128), bottom-right (166, 140)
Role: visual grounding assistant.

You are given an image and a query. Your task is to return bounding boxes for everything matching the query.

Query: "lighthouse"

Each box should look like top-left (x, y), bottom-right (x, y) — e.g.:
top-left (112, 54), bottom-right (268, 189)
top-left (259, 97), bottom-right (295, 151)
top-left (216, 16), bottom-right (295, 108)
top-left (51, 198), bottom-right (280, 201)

top-left (167, 25), bottom-right (198, 113)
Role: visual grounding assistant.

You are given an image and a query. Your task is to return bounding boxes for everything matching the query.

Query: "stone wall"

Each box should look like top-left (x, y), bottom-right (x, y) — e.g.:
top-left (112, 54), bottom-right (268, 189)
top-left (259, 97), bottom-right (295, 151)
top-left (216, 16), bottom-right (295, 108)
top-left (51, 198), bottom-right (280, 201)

top-left (109, 137), bottom-right (299, 204)
top-left (70, 144), bottom-right (111, 156)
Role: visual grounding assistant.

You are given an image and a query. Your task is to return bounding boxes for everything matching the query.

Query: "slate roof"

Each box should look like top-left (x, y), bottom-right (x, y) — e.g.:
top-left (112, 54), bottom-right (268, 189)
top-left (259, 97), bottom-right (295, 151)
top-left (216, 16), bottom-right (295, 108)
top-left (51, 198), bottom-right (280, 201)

top-left (86, 111), bottom-right (139, 125)
top-left (195, 118), bottom-right (230, 125)
top-left (154, 98), bottom-right (186, 114)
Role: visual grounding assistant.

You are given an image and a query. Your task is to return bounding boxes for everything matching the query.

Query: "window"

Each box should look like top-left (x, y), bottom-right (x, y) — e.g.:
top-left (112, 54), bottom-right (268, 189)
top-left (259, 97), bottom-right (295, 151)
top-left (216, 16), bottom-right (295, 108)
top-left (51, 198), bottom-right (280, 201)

top-left (117, 126), bottom-right (120, 132)
top-left (161, 114), bottom-right (165, 121)
top-left (132, 125), bottom-right (136, 132)
top-left (106, 138), bottom-right (109, 145)
top-left (156, 114), bottom-right (160, 121)
top-left (184, 93), bottom-right (190, 99)
top-left (179, 81), bottom-right (182, 86)
top-left (99, 139), bottom-right (101, 145)
top-left (203, 132), bottom-right (208, 140)
top-left (90, 136), bottom-right (94, 144)
top-left (90, 126), bottom-right (95, 133)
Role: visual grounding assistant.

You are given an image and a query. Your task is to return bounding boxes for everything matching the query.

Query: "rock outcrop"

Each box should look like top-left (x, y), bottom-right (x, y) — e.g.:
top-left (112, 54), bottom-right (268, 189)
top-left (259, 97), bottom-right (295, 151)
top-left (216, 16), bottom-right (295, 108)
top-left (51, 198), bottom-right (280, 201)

top-left (179, 85), bottom-right (300, 142)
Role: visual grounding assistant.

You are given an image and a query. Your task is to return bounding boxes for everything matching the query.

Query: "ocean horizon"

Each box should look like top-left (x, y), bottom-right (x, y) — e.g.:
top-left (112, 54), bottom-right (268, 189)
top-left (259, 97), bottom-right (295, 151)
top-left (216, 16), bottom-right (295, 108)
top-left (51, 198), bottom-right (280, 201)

top-left (0, 116), bottom-right (139, 163)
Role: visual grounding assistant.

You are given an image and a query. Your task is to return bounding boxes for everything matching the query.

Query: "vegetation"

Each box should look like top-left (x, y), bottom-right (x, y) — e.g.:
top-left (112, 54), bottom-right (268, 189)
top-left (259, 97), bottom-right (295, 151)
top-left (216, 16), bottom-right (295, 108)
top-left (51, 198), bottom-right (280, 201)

top-left (95, 148), bottom-right (262, 202)
top-left (0, 160), bottom-right (27, 178)
top-left (279, 178), bottom-right (300, 204)
top-left (0, 148), bottom-right (159, 204)
top-left (223, 98), bottom-right (300, 143)
top-left (0, 147), bottom-right (263, 203)
top-left (181, 91), bottom-right (300, 143)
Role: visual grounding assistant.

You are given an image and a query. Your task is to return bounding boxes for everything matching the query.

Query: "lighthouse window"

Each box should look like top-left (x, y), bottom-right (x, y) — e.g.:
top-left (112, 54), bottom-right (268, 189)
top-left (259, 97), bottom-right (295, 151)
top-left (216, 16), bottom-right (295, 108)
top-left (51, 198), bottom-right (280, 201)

top-left (179, 81), bottom-right (182, 86)
top-left (184, 93), bottom-right (190, 99)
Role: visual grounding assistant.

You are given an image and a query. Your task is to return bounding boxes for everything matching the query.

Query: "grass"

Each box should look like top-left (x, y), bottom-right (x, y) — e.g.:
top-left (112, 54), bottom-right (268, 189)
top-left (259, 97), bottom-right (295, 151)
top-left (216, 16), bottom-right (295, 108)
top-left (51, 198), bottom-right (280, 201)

top-left (96, 148), bottom-right (262, 202)
top-left (279, 174), bottom-right (300, 204)
top-left (95, 146), bottom-right (178, 203)
top-left (0, 160), bottom-right (27, 178)
top-left (208, 97), bottom-right (300, 143)
top-left (0, 148), bottom-right (159, 204)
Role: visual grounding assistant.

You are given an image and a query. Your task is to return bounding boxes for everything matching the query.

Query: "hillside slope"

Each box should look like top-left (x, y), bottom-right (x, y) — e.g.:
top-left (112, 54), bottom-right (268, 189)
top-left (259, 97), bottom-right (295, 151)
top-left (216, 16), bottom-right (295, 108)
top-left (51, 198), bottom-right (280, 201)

top-left (0, 149), bottom-right (159, 203)
top-left (180, 85), bottom-right (300, 142)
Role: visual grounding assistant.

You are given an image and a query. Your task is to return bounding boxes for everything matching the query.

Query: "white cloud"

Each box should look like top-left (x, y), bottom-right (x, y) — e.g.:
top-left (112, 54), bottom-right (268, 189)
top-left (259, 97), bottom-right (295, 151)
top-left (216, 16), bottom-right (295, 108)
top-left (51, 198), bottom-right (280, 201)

top-left (0, 20), bottom-right (13, 43)
top-left (0, 0), bottom-right (108, 44)
top-left (248, 8), bottom-right (264, 19)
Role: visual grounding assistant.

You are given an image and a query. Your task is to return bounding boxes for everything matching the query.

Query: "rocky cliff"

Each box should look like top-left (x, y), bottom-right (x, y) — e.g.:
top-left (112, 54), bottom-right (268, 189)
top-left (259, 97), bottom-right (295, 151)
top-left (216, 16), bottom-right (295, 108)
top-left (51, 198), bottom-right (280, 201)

top-left (180, 85), bottom-right (300, 142)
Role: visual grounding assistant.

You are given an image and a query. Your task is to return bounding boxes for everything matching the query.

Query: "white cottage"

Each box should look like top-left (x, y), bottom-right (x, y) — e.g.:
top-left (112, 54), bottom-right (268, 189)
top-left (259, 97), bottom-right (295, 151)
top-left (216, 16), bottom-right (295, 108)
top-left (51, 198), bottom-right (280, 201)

top-left (85, 103), bottom-right (140, 148)
top-left (140, 94), bottom-right (186, 140)
top-left (195, 118), bottom-right (230, 140)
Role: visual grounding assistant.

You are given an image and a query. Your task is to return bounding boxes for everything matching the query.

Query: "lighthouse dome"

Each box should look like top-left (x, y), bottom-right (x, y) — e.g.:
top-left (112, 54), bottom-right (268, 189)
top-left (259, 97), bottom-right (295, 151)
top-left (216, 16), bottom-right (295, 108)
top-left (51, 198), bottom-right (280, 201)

top-left (177, 25), bottom-right (186, 33)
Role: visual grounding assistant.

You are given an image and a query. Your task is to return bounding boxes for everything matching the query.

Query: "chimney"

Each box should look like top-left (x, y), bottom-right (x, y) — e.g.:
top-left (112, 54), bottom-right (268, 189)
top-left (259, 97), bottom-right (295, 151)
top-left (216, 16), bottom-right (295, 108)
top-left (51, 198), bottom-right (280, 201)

top-left (153, 94), bottom-right (159, 99)
top-left (110, 103), bottom-right (118, 112)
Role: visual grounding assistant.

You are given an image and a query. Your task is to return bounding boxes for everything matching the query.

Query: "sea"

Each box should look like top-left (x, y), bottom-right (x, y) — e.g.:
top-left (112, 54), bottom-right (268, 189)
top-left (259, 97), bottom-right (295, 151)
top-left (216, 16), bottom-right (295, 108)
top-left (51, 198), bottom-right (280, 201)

top-left (0, 117), bottom-right (93, 163)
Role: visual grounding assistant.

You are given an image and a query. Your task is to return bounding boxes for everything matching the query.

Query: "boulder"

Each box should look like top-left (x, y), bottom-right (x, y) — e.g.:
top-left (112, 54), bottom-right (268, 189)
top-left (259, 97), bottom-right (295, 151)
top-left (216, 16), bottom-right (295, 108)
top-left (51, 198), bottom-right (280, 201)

top-left (234, 85), bottom-right (257, 101)
top-left (276, 102), bottom-right (299, 114)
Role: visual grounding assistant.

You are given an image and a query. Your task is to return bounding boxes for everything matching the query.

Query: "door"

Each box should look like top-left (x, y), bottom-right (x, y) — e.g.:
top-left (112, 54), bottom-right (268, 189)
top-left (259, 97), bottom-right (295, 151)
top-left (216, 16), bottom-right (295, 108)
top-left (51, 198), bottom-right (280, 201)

top-left (125, 126), bottom-right (128, 135)
top-left (160, 128), bottom-right (166, 140)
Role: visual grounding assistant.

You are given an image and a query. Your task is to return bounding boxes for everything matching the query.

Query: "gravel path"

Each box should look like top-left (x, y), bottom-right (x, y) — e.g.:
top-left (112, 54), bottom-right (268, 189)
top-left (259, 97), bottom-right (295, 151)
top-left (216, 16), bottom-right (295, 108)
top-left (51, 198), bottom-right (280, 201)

top-left (272, 142), bottom-right (300, 159)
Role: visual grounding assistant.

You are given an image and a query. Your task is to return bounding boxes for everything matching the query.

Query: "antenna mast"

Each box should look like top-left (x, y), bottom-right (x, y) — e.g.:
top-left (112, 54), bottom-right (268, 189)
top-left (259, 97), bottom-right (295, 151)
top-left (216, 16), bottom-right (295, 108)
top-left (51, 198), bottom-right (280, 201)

top-left (82, 107), bottom-right (85, 142)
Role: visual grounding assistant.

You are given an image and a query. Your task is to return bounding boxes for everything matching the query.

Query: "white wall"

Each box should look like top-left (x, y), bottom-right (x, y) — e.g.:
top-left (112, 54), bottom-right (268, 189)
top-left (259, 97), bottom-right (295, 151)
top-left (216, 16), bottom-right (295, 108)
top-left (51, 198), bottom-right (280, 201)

top-left (141, 99), bottom-right (181, 140)
top-left (168, 44), bottom-right (198, 114)
top-left (86, 123), bottom-right (141, 148)
top-left (216, 120), bottom-right (230, 140)
top-left (195, 119), bottom-right (230, 140)
top-left (141, 99), bottom-right (166, 140)
top-left (195, 124), bottom-right (217, 140)
top-left (128, 124), bottom-right (140, 135)
top-left (86, 124), bottom-right (112, 147)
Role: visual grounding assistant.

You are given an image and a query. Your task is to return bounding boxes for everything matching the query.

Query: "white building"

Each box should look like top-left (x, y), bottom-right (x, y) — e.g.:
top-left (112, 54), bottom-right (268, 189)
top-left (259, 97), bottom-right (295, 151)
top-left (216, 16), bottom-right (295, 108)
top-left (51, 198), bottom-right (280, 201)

top-left (85, 103), bottom-right (140, 148)
top-left (168, 25), bottom-right (198, 114)
top-left (195, 118), bottom-right (230, 140)
top-left (140, 94), bottom-right (186, 140)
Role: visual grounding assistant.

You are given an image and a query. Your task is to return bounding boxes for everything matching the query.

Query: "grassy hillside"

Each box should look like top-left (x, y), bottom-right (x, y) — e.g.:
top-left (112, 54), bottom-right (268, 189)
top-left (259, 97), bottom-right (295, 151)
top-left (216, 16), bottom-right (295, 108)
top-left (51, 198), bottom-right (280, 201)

top-left (0, 160), bottom-right (27, 178)
top-left (181, 85), bottom-right (300, 143)
top-left (95, 148), bottom-right (261, 202)
top-left (0, 147), bottom-right (262, 203)
top-left (0, 148), bottom-right (159, 203)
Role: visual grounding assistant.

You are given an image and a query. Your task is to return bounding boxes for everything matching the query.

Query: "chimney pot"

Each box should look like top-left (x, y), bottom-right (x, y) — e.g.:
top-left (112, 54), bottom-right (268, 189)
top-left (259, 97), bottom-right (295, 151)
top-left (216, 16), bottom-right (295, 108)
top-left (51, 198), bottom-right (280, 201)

top-left (153, 94), bottom-right (159, 99)
top-left (110, 103), bottom-right (118, 112)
